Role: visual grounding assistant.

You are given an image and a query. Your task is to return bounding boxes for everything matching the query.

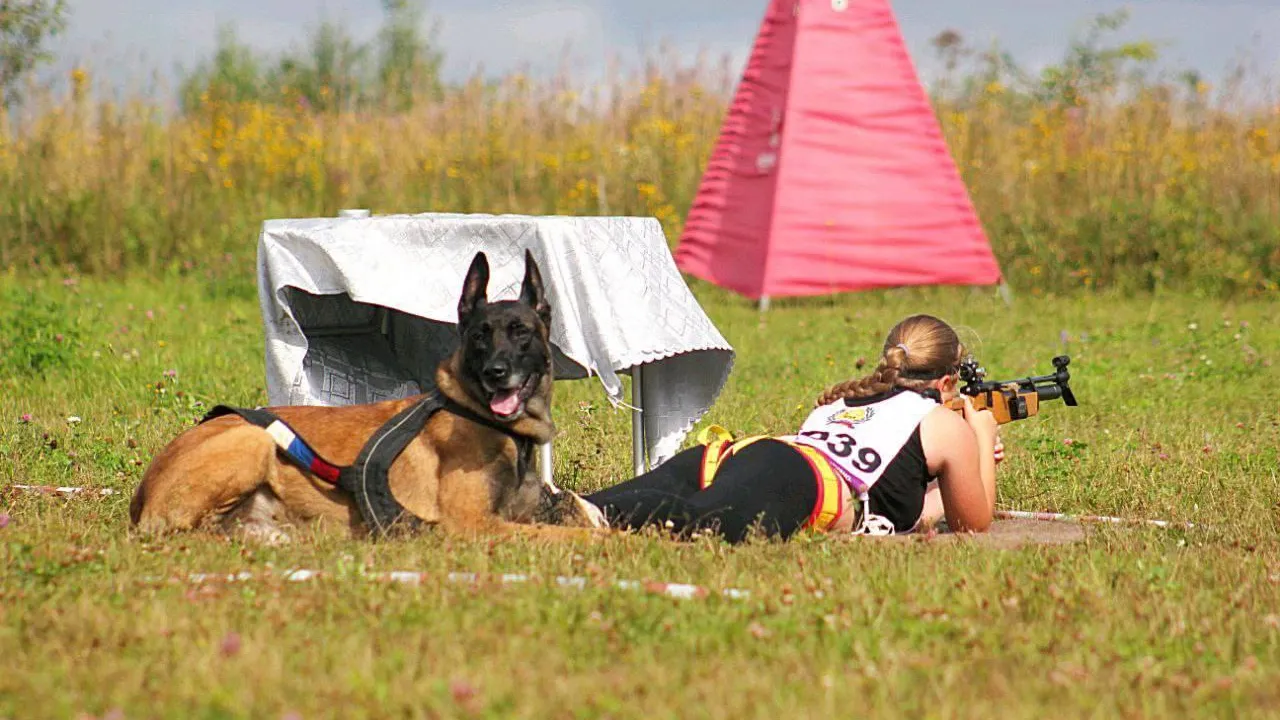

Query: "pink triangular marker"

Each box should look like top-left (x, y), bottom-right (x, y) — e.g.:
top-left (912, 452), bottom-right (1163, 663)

top-left (675, 0), bottom-right (1002, 300)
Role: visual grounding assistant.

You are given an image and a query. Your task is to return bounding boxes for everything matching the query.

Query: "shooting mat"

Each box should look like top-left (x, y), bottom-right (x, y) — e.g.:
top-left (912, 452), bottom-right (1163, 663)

top-left (839, 519), bottom-right (1088, 549)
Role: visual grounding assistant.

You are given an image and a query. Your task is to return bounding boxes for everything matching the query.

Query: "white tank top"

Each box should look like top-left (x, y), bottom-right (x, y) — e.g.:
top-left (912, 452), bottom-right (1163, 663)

top-left (779, 389), bottom-right (938, 495)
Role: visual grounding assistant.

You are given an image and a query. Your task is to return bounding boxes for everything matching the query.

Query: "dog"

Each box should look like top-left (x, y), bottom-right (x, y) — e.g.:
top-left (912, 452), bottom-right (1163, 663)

top-left (129, 250), bottom-right (606, 543)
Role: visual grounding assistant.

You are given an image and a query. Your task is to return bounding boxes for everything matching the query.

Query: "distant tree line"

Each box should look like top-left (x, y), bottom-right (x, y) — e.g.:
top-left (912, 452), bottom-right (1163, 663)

top-left (0, 0), bottom-right (67, 108)
top-left (0, 0), bottom-right (443, 114)
top-left (176, 0), bottom-right (444, 114)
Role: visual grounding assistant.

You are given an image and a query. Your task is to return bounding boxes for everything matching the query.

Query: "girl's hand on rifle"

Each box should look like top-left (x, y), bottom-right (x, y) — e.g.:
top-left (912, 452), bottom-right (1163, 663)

top-left (960, 395), bottom-right (998, 445)
top-left (993, 434), bottom-right (1005, 464)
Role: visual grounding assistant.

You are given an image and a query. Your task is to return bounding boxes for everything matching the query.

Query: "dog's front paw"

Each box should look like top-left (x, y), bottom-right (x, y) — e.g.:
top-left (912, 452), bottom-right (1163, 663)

top-left (531, 489), bottom-right (608, 528)
top-left (571, 493), bottom-right (608, 529)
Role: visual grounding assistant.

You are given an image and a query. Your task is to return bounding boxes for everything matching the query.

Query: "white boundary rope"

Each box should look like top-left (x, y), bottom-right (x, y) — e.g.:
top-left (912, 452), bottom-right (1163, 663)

top-left (147, 569), bottom-right (751, 601)
top-left (996, 509), bottom-right (1194, 530)
top-left (9, 484), bottom-right (117, 496)
top-left (5, 485), bottom-right (749, 600)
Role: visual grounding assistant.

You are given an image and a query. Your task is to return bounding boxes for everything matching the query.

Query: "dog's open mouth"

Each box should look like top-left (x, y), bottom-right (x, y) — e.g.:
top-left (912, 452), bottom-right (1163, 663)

top-left (488, 374), bottom-right (539, 421)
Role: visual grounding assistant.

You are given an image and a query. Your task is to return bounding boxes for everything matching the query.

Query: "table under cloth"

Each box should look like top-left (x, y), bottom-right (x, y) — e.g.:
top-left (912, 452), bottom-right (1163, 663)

top-left (255, 212), bottom-right (736, 470)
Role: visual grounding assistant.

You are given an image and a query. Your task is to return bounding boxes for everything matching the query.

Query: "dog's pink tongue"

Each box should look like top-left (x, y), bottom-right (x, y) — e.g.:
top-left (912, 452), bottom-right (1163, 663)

top-left (490, 391), bottom-right (521, 417)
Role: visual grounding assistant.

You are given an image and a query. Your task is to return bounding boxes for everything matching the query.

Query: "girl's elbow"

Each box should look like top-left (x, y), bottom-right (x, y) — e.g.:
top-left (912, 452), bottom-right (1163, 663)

top-left (950, 514), bottom-right (993, 533)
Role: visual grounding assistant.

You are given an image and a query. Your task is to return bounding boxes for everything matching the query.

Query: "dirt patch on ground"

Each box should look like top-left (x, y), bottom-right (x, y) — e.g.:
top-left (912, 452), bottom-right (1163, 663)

top-left (849, 518), bottom-right (1088, 549)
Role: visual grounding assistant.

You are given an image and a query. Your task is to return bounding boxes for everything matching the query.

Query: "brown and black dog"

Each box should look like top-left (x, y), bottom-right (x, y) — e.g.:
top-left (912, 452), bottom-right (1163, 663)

top-left (129, 250), bottom-right (605, 543)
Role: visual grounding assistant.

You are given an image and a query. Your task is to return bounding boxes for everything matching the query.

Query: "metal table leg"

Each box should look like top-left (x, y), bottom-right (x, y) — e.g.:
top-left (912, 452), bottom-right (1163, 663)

top-left (539, 442), bottom-right (556, 490)
top-left (631, 365), bottom-right (647, 476)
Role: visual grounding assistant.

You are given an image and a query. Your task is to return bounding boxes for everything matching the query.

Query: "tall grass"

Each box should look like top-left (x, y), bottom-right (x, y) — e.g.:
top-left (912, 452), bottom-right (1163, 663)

top-left (1, 13), bottom-right (1277, 296)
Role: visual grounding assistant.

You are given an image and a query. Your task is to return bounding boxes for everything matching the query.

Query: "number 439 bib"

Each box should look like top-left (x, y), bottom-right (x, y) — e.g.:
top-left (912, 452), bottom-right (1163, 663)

top-left (780, 389), bottom-right (938, 495)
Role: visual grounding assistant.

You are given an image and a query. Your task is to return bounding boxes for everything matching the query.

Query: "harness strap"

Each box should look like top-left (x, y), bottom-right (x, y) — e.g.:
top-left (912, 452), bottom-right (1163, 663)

top-left (696, 424), bottom-right (769, 490)
top-left (789, 444), bottom-right (846, 531)
top-left (694, 424), bottom-right (852, 533)
top-left (432, 396), bottom-right (535, 481)
top-left (201, 390), bottom-right (535, 537)
top-left (334, 393), bottom-right (444, 535)
top-left (202, 405), bottom-right (345, 483)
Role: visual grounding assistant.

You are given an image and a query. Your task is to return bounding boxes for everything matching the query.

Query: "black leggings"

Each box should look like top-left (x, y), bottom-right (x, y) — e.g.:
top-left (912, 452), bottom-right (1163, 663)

top-left (584, 439), bottom-right (819, 544)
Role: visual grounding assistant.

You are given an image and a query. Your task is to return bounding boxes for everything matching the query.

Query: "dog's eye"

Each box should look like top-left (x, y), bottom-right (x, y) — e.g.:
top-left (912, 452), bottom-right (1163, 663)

top-left (509, 323), bottom-right (531, 341)
top-left (469, 325), bottom-right (489, 343)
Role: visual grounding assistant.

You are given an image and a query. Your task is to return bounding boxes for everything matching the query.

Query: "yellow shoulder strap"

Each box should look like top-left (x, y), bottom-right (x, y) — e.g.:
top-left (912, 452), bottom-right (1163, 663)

top-left (696, 424), bottom-right (768, 489)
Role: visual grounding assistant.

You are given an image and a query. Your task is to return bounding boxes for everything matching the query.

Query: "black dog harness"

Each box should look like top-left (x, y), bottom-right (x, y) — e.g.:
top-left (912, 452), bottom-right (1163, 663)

top-left (201, 389), bottom-right (533, 537)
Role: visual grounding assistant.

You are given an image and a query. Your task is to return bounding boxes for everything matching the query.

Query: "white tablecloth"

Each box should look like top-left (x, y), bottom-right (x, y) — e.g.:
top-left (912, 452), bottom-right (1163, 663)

top-left (255, 212), bottom-right (736, 466)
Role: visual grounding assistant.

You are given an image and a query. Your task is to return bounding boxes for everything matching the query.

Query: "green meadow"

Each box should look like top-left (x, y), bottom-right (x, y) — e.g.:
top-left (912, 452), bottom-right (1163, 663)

top-left (3, 5), bottom-right (1279, 718)
top-left (2, 273), bottom-right (1277, 718)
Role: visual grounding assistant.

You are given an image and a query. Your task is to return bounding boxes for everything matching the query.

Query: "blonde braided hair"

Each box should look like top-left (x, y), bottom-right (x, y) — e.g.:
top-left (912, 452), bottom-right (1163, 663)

top-left (815, 314), bottom-right (965, 406)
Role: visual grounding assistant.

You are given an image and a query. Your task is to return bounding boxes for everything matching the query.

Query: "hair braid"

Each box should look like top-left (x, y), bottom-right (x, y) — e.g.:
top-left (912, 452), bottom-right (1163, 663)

top-left (815, 346), bottom-right (909, 406)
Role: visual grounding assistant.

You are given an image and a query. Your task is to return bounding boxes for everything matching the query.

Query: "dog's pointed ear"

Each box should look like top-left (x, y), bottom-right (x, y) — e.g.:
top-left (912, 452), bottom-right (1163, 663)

top-left (520, 249), bottom-right (551, 325)
top-left (458, 252), bottom-right (490, 324)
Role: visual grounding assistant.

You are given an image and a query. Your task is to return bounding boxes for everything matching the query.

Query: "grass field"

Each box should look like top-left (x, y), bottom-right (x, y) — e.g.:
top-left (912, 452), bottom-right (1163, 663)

top-left (0, 5), bottom-right (1276, 718)
top-left (2, 270), bottom-right (1278, 719)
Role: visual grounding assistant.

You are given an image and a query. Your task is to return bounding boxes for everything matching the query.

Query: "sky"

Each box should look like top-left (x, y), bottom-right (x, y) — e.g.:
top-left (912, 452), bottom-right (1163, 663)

top-left (44, 0), bottom-right (1280, 96)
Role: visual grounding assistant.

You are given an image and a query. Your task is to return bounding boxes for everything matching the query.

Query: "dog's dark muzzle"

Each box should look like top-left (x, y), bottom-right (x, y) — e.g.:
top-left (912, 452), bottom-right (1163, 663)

top-left (482, 359), bottom-right (513, 387)
top-left (483, 366), bottom-right (540, 421)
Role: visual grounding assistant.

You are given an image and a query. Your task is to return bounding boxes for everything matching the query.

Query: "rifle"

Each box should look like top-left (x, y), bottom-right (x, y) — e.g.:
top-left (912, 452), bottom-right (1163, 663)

top-left (944, 355), bottom-right (1078, 424)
